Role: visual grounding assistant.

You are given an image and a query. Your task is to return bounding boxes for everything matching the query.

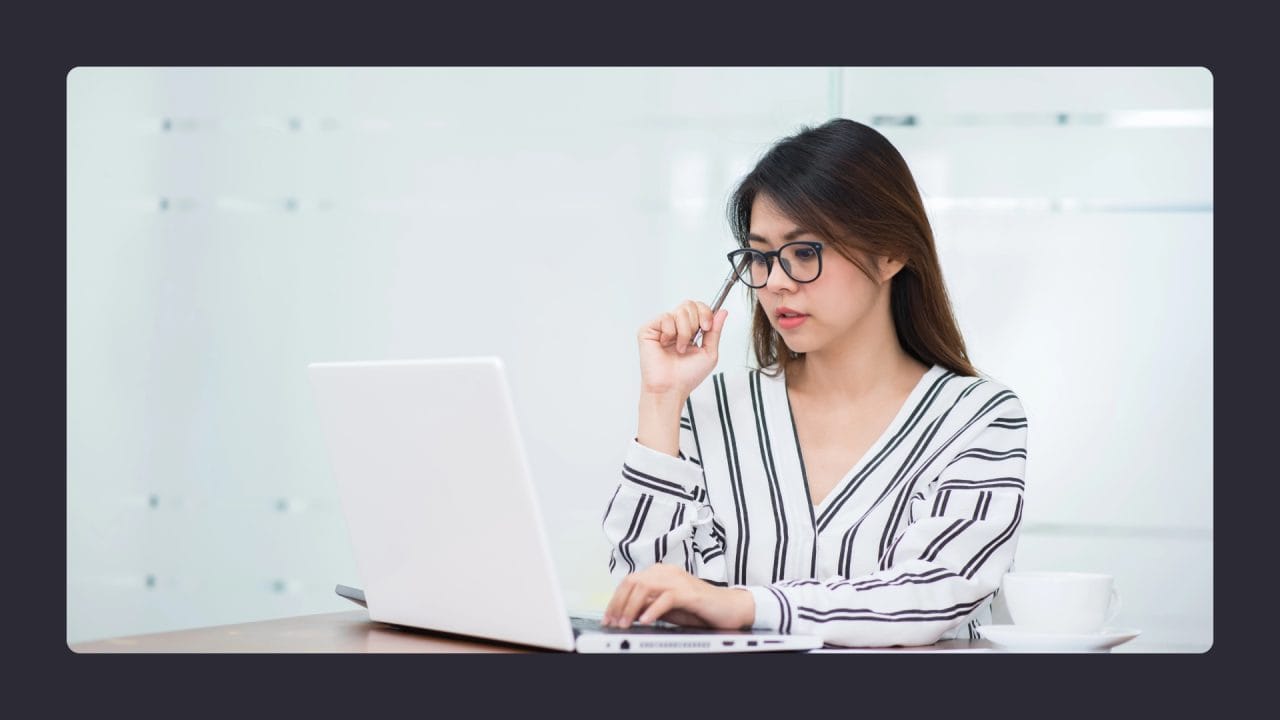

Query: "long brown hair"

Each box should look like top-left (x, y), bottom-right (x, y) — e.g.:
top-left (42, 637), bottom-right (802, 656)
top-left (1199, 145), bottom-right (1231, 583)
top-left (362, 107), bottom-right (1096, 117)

top-left (727, 118), bottom-right (979, 379)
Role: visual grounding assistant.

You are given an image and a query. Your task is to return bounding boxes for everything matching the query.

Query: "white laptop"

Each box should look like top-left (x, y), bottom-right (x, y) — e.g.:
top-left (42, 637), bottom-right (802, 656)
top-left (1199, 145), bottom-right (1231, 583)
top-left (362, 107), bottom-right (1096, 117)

top-left (307, 356), bottom-right (822, 653)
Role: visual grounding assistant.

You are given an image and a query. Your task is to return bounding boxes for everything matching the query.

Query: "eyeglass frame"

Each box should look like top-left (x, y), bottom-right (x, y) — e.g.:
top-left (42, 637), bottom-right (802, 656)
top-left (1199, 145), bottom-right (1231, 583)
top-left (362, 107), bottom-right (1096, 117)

top-left (725, 240), bottom-right (825, 288)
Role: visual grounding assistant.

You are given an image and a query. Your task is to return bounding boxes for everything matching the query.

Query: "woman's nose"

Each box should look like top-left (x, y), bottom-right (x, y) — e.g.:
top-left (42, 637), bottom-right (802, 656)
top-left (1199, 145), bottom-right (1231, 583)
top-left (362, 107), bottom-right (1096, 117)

top-left (763, 259), bottom-right (795, 291)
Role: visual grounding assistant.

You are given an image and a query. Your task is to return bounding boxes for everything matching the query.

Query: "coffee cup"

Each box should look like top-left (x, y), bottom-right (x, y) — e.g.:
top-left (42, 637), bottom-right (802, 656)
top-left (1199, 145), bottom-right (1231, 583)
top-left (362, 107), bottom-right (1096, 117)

top-left (1000, 571), bottom-right (1121, 634)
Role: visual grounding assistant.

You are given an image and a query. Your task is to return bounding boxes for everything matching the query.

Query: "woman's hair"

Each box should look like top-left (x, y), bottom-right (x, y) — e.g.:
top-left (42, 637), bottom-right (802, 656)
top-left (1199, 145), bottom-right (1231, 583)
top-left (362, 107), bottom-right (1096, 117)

top-left (727, 118), bottom-right (979, 379)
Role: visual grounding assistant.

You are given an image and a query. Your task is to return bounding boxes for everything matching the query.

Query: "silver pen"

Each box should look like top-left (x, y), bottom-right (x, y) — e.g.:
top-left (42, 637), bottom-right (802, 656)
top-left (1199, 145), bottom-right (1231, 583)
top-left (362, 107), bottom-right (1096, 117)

top-left (691, 258), bottom-right (747, 348)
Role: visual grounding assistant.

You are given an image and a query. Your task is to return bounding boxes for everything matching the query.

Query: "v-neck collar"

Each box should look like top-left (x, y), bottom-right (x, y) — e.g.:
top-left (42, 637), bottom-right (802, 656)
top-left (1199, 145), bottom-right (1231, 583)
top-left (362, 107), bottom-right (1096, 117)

top-left (766, 363), bottom-right (944, 519)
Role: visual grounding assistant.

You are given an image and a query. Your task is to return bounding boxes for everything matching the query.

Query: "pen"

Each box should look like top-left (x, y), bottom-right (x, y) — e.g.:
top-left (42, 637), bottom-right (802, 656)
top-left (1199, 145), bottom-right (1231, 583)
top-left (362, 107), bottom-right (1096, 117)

top-left (691, 257), bottom-right (747, 348)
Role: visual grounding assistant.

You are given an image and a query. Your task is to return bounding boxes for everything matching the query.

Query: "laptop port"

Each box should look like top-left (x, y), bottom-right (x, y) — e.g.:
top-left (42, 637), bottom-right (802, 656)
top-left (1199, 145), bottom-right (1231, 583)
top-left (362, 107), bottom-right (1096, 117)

top-left (722, 641), bottom-right (734, 646)
top-left (747, 640), bottom-right (757, 647)
top-left (620, 640), bottom-right (630, 651)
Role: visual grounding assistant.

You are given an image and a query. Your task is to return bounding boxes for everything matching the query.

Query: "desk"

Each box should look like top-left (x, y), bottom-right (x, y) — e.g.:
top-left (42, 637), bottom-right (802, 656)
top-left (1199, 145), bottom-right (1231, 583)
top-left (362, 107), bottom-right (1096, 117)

top-left (70, 611), bottom-right (1008, 653)
top-left (71, 611), bottom-right (531, 653)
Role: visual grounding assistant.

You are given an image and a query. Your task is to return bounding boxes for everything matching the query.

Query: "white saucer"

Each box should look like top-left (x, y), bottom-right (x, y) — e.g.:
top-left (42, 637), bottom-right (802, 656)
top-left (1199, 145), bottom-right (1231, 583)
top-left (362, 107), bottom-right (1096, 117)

top-left (976, 625), bottom-right (1141, 652)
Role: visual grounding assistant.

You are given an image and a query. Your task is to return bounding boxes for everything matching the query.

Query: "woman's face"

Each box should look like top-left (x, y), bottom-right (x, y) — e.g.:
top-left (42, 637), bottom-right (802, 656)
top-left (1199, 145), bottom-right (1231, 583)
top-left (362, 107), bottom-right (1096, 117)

top-left (747, 194), bottom-right (896, 356)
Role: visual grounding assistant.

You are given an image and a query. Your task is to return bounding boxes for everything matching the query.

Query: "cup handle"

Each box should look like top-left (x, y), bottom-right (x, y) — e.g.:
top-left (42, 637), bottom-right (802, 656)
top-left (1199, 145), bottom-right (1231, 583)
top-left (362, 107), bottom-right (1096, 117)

top-left (1105, 586), bottom-right (1123, 627)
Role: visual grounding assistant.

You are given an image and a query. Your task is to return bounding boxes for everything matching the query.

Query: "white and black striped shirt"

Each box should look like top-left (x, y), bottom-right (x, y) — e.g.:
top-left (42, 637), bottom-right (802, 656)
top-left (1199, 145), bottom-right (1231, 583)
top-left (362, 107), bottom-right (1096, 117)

top-left (602, 364), bottom-right (1028, 647)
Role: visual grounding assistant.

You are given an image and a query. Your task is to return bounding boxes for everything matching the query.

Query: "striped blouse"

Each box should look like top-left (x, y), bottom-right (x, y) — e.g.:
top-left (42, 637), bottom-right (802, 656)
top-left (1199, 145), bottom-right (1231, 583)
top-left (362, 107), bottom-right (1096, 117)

top-left (601, 363), bottom-right (1028, 647)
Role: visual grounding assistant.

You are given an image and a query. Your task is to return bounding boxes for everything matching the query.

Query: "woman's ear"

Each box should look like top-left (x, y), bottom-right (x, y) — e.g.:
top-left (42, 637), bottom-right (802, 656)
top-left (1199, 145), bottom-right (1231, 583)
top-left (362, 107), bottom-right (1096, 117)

top-left (878, 255), bottom-right (907, 283)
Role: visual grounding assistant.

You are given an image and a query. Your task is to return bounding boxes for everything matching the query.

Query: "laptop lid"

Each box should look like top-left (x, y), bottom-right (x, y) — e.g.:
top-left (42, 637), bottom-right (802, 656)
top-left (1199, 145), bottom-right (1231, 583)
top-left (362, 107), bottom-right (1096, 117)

top-left (308, 357), bottom-right (577, 651)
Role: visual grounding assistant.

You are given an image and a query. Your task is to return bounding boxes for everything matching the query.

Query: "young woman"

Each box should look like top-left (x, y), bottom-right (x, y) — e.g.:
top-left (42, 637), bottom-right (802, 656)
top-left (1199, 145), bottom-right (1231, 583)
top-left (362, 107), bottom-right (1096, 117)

top-left (600, 118), bottom-right (1028, 647)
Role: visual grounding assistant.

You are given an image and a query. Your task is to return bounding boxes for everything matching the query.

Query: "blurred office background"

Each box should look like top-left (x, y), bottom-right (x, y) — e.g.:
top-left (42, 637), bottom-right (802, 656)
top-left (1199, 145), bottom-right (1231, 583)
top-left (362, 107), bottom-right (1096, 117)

top-left (67, 67), bottom-right (1211, 650)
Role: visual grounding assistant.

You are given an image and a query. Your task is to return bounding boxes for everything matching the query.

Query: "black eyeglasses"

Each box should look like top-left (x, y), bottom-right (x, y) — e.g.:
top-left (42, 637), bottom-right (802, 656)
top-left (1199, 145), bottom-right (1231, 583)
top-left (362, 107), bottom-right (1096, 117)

top-left (726, 241), bottom-right (824, 288)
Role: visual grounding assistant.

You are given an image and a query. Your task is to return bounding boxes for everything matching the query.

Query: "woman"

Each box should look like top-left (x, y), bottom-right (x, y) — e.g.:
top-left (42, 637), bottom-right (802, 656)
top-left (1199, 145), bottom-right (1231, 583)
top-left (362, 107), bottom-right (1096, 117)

top-left (600, 118), bottom-right (1028, 647)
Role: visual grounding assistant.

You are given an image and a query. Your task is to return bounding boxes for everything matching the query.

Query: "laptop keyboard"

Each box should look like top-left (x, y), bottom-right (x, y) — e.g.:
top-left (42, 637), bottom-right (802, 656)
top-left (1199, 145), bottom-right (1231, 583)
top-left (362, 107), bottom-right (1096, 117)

top-left (569, 615), bottom-right (746, 636)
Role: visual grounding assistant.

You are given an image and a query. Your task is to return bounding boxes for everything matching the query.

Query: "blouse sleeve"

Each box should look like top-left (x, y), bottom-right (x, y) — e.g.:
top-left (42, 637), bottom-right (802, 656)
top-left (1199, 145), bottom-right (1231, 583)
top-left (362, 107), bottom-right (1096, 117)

top-left (737, 392), bottom-right (1029, 647)
top-left (601, 398), bottom-right (730, 587)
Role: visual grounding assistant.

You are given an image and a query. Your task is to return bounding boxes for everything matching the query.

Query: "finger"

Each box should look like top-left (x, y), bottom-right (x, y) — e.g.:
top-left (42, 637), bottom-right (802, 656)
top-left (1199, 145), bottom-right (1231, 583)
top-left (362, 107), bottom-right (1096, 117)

top-left (683, 302), bottom-right (704, 335)
top-left (604, 579), bottom-right (635, 626)
top-left (685, 303), bottom-right (707, 348)
top-left (659, 314), bottom-right (677, 347)
top-left (620, 584), bottom-right (657, 628)
top-left (640, 314), bottom-right (667, 342)
top-left (701, 309), bottom-right (728, 353)
top-left (639, 591), bottom-right (676, 625)
top-left (672, 307), bottom-right (693, 354)
top-left (695, 301), bottom-right (712, 334)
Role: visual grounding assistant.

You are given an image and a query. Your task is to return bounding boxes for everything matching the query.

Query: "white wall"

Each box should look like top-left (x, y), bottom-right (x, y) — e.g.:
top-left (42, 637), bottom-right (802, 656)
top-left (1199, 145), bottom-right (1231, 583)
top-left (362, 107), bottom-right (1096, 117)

top-left (67, 67), bottom-right (1211, 651)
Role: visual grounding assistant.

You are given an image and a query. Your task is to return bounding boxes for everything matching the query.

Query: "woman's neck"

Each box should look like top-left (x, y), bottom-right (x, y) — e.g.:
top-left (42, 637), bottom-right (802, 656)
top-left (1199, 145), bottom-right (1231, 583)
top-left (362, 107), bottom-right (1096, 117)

top-left (786, 307), bottom-right (927, 407)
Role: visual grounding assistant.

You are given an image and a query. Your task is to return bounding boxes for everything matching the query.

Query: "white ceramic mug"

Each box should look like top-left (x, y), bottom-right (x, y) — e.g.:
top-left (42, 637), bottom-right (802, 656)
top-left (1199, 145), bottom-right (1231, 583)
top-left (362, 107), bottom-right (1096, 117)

top-left (1000, 571), bottom-right (1122, 634)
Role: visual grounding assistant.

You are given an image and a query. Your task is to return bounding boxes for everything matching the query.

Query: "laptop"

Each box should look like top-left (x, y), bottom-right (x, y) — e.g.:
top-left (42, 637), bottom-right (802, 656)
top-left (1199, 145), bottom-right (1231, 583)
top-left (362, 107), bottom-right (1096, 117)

top-left (307, 356), bottom-right (822, 653)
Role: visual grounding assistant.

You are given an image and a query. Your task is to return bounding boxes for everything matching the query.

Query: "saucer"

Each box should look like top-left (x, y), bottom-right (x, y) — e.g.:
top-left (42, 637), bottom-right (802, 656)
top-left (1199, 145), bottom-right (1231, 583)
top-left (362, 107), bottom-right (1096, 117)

top-left (976, 625), bottom-right (1141, 652)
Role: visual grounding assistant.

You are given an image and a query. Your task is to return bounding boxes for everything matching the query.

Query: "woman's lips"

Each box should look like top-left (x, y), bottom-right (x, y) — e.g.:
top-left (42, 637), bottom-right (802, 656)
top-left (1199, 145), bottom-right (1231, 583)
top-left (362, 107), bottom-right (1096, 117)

top-left (778, 314), bottom-right (808, 330)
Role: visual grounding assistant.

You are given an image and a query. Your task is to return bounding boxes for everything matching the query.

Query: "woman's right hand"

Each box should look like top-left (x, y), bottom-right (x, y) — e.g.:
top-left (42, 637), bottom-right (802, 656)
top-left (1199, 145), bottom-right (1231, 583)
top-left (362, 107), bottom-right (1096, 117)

top-left (637, 300), bottom-right (729, 399)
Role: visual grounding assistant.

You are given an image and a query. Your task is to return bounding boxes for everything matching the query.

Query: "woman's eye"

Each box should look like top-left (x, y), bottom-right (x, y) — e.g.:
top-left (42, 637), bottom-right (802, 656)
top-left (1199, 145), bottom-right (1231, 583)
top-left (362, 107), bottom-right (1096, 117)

top-left (751, 255), bottom-right (769, 266)
top-left (794, 248), bottom-right (816, 260)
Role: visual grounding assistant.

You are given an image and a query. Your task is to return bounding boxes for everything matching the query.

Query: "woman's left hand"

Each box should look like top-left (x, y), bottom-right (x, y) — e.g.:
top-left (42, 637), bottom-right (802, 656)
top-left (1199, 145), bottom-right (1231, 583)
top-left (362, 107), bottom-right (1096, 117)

top-left (602, 563), bottom-right (755, 629)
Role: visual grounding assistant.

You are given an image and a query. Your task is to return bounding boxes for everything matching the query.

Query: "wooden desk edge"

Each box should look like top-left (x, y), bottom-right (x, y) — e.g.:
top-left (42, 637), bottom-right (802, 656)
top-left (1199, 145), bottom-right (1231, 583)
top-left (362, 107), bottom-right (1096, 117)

top-left (70, 610), bottom-right (533, 653)
top-left (70, 610), bottom-right (1009, 653)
